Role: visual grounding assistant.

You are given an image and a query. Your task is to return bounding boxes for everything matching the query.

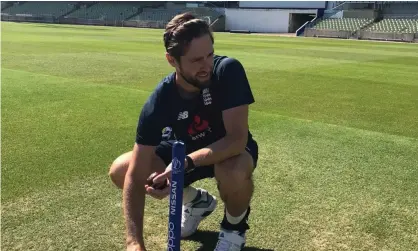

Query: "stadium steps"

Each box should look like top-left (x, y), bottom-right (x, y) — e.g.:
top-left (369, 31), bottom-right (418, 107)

top-left (125, 7), bottom-right (143, 21)
top-left (64, 3), bottom-right (89, 19)
top-left (129, 8), bottom-right (188, 23)
top-left (359, 18), bottom-right (380, 31)
top-left (58, 2), bottom-right (83, 18)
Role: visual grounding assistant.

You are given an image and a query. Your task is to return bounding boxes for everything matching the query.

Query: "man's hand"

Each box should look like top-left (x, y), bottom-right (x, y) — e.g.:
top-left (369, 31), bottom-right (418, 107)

top-left (149, 157), bottom-right (186, 199)
top-left (153, 162), bottom-right (172, 184)
top-left (145, 164), bottom-right (172, 200)
top-left (145, 181), bottom-right (170, 200)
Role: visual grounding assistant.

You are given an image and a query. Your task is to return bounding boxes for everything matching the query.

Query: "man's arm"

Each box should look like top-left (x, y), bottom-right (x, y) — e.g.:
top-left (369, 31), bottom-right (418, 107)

top-left (123, 143), bottom-right (156, 249)
top-left (123, 80), bottom-right (169, 249)
top-left (187, 104), bottom-right (249, 167)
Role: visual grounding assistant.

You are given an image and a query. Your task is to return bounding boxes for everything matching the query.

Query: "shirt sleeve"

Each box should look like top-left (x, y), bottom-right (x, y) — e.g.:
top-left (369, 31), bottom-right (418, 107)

top-left (135, 91), bottom-right (166, 146)
top-left (217, 58), bottom-right (255, 111)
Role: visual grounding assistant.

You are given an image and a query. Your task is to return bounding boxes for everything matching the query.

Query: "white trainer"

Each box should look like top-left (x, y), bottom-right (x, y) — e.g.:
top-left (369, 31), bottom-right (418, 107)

top-left (214, 229), bottom-right (246, 251)
top-left (181, 188), bottom-right (217, 238)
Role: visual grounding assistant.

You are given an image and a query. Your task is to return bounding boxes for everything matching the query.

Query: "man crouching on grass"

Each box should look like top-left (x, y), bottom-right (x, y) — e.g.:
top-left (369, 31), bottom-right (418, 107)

top-left (108, 13), bottom-right (259, 251)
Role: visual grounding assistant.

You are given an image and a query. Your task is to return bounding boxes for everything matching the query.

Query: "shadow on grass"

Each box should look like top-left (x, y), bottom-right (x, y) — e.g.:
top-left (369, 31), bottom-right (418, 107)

top-left (184, 230), bottom-right (274, 251)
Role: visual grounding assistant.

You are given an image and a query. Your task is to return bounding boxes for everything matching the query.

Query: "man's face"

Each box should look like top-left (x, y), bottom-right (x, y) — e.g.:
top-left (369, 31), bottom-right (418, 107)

top-left (173, 34), bottom-right (214, 90)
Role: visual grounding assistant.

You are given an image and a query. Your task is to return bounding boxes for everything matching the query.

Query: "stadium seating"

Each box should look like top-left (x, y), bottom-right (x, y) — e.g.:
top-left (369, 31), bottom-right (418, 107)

top-left (66, 2), bottom-right (140, 20)
top-left (312, 18), bottom-right (373, 32)
top-left (128, 7), bottom-right (221, 25)
top-left (130, 8), bottom-right (183, 22)
top-left (366, 18), bottom-right (418, 33)
top-left (4, 2), bottom-right (76, 17)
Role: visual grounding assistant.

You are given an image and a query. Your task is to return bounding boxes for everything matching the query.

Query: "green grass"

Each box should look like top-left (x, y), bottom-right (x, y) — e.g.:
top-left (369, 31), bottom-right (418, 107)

top-left (2, 21), bottom-right (418, 250)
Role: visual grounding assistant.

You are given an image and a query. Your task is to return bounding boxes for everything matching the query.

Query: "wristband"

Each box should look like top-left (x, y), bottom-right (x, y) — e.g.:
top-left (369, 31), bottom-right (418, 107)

top-left (185, 156), bottom-right (195, 172)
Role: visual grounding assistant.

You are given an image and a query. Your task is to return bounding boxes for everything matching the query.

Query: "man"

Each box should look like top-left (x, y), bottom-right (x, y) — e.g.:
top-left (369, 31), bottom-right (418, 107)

top-left (108, 13), bottom-right (258, 251)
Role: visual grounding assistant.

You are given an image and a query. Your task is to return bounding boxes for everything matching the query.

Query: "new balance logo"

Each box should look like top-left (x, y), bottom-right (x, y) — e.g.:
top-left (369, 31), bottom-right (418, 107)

top-left (177, 111), bottom-right (188, 120)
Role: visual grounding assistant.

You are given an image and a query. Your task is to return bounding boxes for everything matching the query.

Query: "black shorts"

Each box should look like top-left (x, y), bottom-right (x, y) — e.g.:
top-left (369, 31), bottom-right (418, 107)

top-left (155, 139), bottom-right (259, 187)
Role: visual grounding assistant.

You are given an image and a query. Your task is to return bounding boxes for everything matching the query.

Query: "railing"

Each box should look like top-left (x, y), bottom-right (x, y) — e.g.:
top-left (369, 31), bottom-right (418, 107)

top-left (296, 9), bottom-right (325, 36)
top-left (332, 1), bottom-right (347, 10)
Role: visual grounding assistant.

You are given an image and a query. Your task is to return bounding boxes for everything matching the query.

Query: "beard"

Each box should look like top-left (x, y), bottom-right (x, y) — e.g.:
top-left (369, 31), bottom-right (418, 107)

top-left (178, 68), bottom-right (212, 90)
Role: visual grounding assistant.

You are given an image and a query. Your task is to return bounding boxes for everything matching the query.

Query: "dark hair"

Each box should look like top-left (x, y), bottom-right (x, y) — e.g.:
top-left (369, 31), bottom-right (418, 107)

top-left (164, 12), bottom-right (213, 61)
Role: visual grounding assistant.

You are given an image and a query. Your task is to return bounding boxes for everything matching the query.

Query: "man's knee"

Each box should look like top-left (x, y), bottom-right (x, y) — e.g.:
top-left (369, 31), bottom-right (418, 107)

top-left (214, 151), bottom-right (254, 185)
top-left (108, 151), bottom-right (167, 189)
top-left (108, 151), bottom-right (132, 188)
